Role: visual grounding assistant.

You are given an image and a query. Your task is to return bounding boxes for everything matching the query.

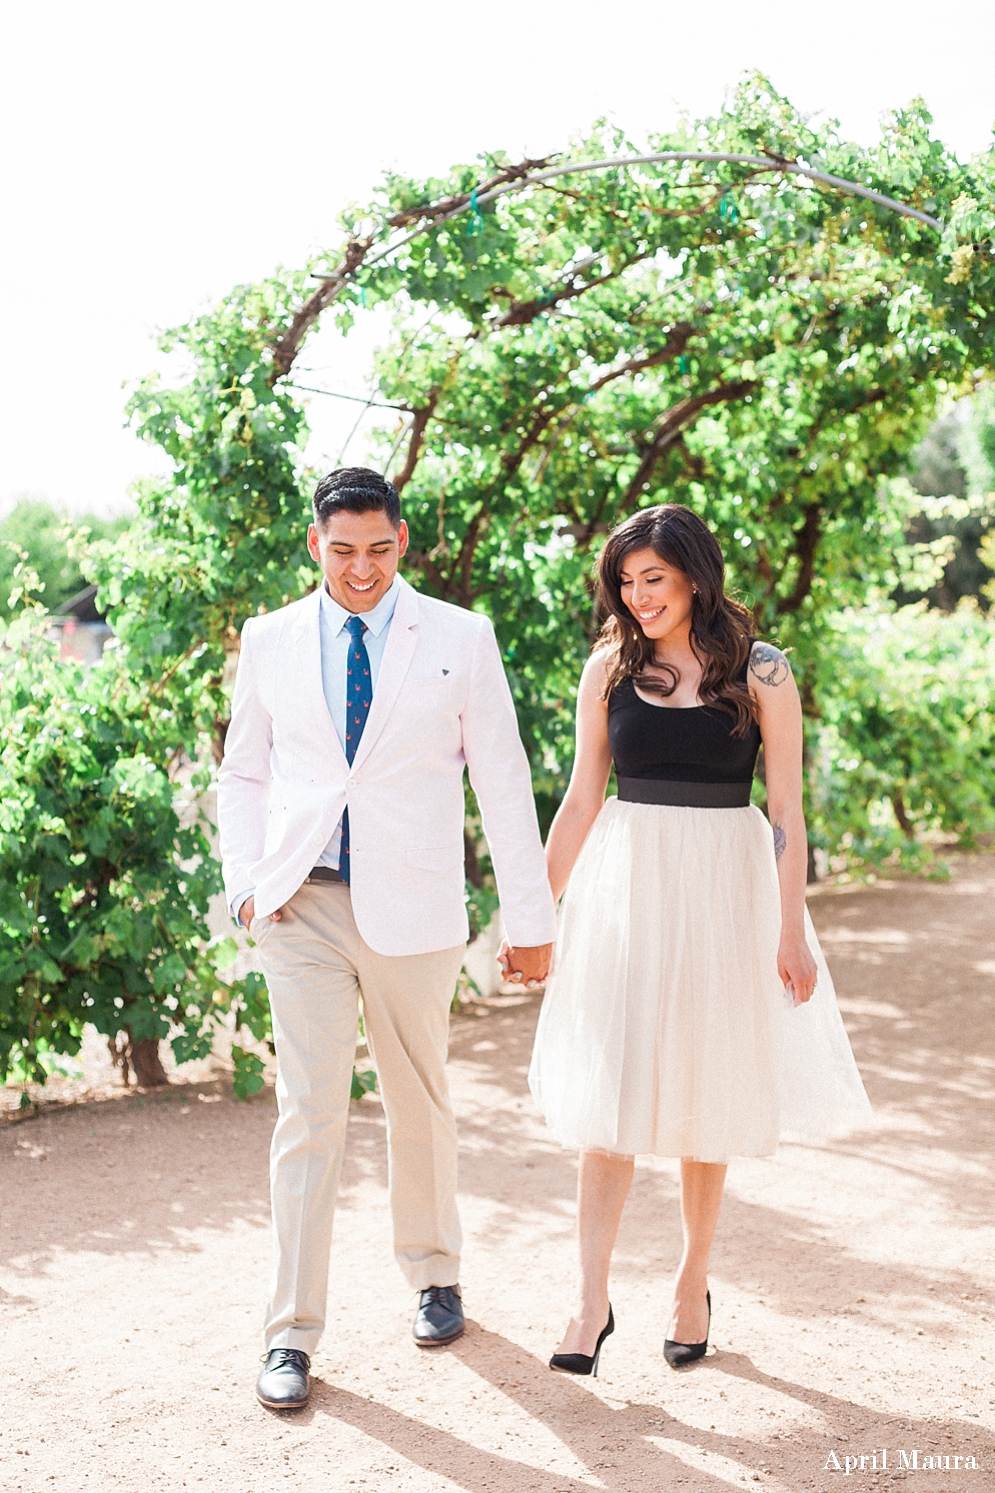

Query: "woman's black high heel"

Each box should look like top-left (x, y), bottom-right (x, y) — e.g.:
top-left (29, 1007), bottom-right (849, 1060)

top-left (549, 1305), bottom-right (615, 1377)
top-left (664, 1290), bottom-right (710, 1368)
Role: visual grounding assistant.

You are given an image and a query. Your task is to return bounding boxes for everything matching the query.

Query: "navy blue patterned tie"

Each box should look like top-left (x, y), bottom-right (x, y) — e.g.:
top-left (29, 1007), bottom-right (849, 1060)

top-left (338, 615), bottom-right (372, 885)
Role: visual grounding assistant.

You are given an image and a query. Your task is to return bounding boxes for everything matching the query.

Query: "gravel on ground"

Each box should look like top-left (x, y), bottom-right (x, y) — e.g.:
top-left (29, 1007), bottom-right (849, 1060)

top-left (1, 855), bottom-right (993, 1492)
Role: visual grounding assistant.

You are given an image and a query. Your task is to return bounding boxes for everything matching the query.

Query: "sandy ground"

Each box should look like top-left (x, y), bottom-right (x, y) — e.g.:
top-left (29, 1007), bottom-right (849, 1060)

top-left (2, 856), bottom-right (994, 1493)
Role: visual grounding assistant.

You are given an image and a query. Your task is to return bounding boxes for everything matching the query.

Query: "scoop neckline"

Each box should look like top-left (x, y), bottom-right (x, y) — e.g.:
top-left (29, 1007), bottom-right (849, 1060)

top-left (630, 681), bottom-right (708, 712)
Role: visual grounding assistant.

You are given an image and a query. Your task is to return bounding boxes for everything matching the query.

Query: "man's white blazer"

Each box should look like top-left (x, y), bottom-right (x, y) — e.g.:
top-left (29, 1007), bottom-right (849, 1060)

top-left (217, 576), bottom-right (557, 957)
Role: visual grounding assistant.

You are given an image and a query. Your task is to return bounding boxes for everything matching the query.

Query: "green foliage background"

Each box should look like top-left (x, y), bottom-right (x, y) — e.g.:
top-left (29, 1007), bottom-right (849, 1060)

top-left (0, 588), bottom-right (266, 1096)
top-left (4, 75), bottom-right (995, 1092)
top-left (0, 500), bottom-right (130, 618)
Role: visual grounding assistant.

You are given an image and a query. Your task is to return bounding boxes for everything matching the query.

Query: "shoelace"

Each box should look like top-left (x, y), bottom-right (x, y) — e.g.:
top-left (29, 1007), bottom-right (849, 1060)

top-left (261, 1348), bottom-right (310, 1371)
top-left (420, 1286), bottom-right (460, 1307)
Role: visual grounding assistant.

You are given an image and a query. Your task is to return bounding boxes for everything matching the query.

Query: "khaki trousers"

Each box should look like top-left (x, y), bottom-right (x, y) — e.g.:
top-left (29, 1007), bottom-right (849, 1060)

top-left (251, 881), bottom-right (466, 1353)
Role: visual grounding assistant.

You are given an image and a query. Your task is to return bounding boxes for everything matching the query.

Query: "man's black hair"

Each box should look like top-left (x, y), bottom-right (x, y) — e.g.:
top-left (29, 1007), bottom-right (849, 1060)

top-left (312, 467), bottom-right (401, 529)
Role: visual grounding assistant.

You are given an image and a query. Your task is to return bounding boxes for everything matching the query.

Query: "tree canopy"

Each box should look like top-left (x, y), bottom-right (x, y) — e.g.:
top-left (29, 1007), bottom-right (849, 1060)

top-left (105, 77), bottom-right (995, 808)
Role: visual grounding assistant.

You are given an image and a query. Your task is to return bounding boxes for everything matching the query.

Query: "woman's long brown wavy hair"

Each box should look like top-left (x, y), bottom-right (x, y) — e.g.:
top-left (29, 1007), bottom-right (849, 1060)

top-left (595, 504), bottom-right (757, 737)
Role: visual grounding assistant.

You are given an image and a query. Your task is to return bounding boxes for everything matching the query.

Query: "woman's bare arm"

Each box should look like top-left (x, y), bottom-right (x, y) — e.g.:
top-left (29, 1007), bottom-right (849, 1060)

top-left (545, 652), bottom-right (614, 902)
top-left (749, 642), bottom-right (818, 1005)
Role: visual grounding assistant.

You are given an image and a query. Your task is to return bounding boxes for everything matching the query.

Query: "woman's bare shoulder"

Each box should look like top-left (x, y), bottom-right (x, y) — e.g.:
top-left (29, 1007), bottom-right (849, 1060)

top-left (748, 639), bottom-right (792, 690)
top-left (579, 647), bottom-right (611, 697)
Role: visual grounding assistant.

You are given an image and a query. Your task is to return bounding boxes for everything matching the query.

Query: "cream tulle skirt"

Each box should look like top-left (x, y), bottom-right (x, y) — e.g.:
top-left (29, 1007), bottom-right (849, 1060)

top-left (528, 798), bottom-right (872, 1162)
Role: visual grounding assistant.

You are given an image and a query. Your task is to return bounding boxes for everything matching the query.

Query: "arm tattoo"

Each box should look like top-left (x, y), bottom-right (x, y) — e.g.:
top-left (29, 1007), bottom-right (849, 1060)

top-left (750, 642), bottom-right (790, 688)
top-left (773, 822), bottom-right (787, 861)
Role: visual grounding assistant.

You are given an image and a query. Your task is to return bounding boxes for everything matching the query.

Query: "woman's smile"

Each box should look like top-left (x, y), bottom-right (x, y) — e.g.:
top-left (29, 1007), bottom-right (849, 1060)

top-left (618, 547), bottom-right (695, 639)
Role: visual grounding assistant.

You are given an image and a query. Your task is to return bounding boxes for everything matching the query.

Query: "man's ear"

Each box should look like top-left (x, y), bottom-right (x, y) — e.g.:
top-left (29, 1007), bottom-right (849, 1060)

top-left (306, 523), bottom-right (321, 563)
top-left (397, 519), bottom-right (409, 559)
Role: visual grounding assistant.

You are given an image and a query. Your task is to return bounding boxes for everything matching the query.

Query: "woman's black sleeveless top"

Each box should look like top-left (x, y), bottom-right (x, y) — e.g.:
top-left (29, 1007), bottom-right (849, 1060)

top-left (608, 649), bottom-right (760, 805)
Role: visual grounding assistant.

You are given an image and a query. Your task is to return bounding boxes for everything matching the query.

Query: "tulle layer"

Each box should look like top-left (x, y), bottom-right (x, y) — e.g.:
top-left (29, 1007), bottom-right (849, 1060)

top-left (528, 798), bottom-right (872, 1162)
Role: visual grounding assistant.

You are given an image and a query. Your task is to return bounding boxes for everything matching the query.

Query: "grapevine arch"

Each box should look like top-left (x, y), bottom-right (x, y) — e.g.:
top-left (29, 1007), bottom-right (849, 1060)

top-left (271, 148), bottom-right (944, 379)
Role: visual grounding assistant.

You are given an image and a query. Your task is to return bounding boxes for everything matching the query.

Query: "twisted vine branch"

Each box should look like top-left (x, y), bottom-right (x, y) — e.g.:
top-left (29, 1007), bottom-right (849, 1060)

top-left (268, 151), bottom-right (941, 381)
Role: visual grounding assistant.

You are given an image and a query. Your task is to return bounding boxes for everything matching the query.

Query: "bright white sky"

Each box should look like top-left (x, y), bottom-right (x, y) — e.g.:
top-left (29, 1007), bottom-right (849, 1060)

top-left (2, 0), bottom-right (994, 517)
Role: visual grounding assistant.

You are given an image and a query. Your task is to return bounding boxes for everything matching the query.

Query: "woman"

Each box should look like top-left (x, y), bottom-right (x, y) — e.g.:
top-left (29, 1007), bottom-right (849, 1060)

top-left (528, 504), bottom-right (871, 1377)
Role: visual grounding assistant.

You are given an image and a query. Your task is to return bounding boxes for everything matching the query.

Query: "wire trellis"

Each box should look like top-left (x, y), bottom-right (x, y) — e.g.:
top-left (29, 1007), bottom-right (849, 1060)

top-left (313, 150), bottom-right (942, 290)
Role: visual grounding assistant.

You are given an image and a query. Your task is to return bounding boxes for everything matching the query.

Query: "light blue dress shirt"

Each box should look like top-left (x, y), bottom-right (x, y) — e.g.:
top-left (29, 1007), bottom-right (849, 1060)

top-left (315, 575), bottom-right (399, 867)
top-left (232, 575), bottom-right (399, 922)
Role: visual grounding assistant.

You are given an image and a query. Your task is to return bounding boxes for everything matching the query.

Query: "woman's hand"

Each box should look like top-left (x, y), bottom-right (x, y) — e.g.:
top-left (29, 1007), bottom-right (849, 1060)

top-left (777, 931), bottom-right (818, 1006)
top-left (497, 939), bottom-right (553, 988)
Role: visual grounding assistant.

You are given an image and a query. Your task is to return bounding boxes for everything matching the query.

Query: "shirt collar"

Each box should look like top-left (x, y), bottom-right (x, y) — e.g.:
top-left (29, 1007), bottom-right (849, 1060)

top-left (320, 574), bottom-right (400, 638)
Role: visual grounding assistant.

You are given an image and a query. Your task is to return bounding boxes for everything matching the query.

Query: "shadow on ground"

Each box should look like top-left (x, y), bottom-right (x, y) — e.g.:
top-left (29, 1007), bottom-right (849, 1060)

top-left (1, 853), bottom-right (992, 1492)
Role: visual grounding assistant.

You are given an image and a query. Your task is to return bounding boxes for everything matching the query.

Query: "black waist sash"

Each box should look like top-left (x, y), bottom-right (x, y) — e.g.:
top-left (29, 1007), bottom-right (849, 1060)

top-left (617, 776), bottom-right (752, 808)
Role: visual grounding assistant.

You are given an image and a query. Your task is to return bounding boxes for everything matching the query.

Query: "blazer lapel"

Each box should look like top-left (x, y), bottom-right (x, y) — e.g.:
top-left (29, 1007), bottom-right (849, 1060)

top-left (351, 577), bottom-right (420, 773)
top-left (292, 588), bottom-right (349, 770)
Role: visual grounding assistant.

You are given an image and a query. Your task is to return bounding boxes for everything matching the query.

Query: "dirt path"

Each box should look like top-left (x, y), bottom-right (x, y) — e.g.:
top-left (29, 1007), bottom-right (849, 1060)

top-left (2, 857), bottom-right (994, 1492)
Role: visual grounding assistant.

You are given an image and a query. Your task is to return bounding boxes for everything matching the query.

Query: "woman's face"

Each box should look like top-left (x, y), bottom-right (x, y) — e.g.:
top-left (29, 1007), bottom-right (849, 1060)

top-left (617, 546), bottom-right (695, 645)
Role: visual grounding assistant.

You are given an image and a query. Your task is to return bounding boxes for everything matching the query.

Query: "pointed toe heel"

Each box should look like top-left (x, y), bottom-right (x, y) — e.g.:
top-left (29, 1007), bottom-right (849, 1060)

top-left (664, 1289), bottom-right (711, 1368)
top-left (549, 1305), bottom-right (615, 1378)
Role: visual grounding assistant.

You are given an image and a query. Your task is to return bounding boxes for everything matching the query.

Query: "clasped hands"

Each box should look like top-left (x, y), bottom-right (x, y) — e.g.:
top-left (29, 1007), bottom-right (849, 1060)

top-left (240, 895), bottom-right (552, 990)
top-left (497, 940), bottom-right (553, 990)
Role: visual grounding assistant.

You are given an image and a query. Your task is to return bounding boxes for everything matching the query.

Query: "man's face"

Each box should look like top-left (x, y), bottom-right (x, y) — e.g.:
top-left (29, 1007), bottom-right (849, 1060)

top-left (307, 509), bottom-right (408, 613)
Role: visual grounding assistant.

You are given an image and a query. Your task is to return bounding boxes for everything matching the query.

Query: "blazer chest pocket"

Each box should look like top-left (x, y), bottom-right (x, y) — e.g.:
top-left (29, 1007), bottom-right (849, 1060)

top-left (397, 673), bottom-right (463, 721)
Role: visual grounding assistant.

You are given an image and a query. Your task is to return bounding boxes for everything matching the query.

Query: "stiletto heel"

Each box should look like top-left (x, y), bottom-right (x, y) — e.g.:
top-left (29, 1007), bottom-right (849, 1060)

top-left (664, 1289), bottom-right (710, 1368)
top-left (549, 1305), bottom-right (615, 1377)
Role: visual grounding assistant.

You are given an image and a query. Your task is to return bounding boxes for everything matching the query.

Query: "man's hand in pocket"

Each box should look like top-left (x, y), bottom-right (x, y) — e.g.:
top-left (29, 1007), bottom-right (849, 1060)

top-left (239, 896), bottom-right (283, 929)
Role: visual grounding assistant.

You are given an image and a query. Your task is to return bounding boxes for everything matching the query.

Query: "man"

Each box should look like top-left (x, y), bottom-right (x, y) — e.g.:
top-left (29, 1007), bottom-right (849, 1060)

top-left (218, 467), bottom-right (556, 1410)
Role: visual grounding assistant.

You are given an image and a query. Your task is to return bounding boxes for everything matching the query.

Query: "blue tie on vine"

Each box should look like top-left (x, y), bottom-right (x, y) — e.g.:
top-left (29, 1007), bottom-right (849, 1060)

top-left (338, 615), bottom-right (372, 885)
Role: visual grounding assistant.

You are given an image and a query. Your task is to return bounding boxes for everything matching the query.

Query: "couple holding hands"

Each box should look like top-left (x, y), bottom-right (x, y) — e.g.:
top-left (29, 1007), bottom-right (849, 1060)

top-left (217, 467), bottom-right (870, 1411)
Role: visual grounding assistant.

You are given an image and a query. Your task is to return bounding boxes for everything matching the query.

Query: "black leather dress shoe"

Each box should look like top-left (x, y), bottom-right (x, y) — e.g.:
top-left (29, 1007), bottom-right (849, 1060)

top-left (256, 1348), bottom-right (311, 1409)
top-left (412, 1285), bottom-right (464, 1346)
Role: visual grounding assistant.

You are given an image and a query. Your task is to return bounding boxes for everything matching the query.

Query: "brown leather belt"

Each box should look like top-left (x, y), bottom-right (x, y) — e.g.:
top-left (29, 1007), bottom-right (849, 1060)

top-left (305, 866), bottom-right (347, 885)
top-left (617, 776), bottom-right (752, 808)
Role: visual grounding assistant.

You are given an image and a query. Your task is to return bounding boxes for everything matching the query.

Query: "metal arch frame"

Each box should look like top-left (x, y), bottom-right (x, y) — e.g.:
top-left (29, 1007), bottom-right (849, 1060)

top-left (317, 151), bottom-right (941, 283)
